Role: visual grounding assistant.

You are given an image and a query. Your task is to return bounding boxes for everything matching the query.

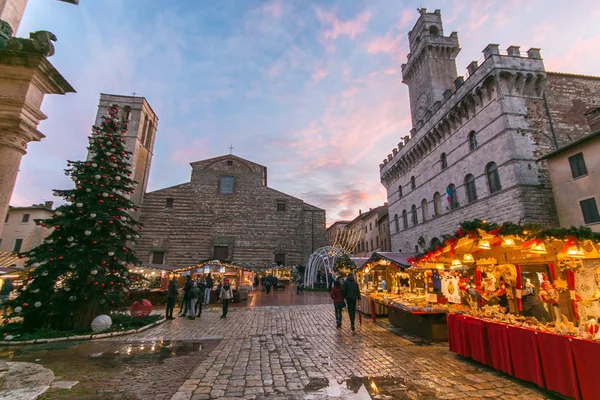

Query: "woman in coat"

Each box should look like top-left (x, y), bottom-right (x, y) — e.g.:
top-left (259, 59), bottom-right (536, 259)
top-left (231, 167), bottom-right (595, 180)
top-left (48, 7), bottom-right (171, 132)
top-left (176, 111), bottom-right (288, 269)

top-left (220, 278), bottom-right (234, 318)
top-left (330, 280), bottom-right (344, 328)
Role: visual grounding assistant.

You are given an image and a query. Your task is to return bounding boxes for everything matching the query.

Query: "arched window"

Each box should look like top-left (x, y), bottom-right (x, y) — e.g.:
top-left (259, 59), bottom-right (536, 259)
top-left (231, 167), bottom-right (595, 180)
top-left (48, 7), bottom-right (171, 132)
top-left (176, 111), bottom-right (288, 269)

top-left (465, 174), bottom-right (477, 203)
top-left (448, 183), bottom-right (459, 210)
top-left (398, 185), bottom-right (403, 199)
top-left (430, 237), bottom-right (442, 248)
top-left (144, 121), bottom-right (154, 148)
top-left (421, 199), bottom-right (429, 222)
top-left (394, 214), bottom-right (399, 232)
top-left (141, 115), bottom-right (149, 145)
top-left (411, 205), bottom-right (418, 226)
top-left (122, 106), bottom-right (131, 122)
top-left (440, 153), bottom-right (448, 170)
top-left (468, 131), bottom-right (478, 151)
top-left (487, 162), bottom-right (502, 194)
top-left (410, 176), bottom-right (416, 190)
top-left (433, 192), bottom-right (442, 216)
top-left (429, 25), bottom-right (439, 36)
top-left (402, 210), bottom-right (408, 229)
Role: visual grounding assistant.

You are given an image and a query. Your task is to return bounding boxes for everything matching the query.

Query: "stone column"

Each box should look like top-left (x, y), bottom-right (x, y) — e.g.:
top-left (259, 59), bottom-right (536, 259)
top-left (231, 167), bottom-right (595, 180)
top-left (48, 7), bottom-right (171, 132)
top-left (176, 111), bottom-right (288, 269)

top-left (0, 49), bottom-right (75, 237)
top-left (0, 0), bottom-right (27, 36)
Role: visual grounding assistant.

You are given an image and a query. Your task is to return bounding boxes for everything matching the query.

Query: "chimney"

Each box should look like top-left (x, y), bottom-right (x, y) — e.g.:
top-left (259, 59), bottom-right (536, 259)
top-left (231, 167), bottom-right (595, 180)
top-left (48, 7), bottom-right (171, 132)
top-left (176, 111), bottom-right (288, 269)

top-left (359, 209), bottom-right (362, 215)
top-left (44, 201), bottom-right (54, 209)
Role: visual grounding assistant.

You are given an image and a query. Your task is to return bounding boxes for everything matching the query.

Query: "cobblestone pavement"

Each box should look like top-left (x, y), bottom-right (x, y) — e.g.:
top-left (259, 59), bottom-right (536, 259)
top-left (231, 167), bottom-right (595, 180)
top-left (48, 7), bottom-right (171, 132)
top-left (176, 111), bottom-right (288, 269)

top-left (111, 295), bottom-right (558, 400)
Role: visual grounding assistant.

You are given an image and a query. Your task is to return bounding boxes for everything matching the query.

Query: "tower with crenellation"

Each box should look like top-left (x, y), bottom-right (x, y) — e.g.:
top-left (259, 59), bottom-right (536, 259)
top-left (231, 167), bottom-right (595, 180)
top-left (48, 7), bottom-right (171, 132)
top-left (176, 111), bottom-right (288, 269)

top-left (89, 94), bottom-right (158, 214)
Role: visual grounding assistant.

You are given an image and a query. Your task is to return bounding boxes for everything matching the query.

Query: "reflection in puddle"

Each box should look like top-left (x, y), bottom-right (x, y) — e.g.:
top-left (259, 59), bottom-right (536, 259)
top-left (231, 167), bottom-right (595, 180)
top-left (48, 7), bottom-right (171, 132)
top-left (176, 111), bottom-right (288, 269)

top-left (0, 340), bottom-right (203, 369)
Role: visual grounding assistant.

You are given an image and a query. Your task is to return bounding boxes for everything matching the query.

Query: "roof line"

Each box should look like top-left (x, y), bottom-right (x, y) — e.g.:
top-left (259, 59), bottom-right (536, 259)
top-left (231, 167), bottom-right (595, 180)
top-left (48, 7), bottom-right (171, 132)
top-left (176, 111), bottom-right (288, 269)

top-left (538, 130), bottom-right (600, 160)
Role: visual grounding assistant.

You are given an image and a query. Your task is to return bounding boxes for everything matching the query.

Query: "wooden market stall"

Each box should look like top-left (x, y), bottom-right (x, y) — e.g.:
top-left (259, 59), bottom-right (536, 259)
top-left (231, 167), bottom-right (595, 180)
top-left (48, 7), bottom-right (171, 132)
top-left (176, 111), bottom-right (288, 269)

top-left (175, 261), bottom-right (251, 303)
top-left (413, 220), bottom-right (600, 399)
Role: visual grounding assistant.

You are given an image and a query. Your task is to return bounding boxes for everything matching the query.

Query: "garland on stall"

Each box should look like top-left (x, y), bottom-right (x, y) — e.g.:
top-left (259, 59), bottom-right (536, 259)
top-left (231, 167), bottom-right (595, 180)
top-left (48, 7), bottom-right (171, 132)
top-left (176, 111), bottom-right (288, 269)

top-left (408, 219), bottom-right (600, 264)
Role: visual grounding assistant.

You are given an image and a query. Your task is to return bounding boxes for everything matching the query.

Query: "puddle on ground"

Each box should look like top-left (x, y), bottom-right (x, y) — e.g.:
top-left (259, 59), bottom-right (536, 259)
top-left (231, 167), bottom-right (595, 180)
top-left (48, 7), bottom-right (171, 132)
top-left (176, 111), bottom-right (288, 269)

top-left (305, 375), bottom-right (439, 399)
top-left (0, 340), bottom-right (202, 368)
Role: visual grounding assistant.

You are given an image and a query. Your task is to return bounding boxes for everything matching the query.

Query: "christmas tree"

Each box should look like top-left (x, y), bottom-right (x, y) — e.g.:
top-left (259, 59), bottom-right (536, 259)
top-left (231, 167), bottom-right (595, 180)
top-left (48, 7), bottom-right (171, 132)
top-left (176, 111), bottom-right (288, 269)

top-left (12, 105), bottom-right (143, 331)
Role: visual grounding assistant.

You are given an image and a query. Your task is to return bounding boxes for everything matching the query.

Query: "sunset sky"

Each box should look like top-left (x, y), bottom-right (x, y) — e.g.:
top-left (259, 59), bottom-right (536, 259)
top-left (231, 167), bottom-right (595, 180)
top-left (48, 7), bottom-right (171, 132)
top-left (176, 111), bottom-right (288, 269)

top-left (12, 0), bottom-right (600, 225)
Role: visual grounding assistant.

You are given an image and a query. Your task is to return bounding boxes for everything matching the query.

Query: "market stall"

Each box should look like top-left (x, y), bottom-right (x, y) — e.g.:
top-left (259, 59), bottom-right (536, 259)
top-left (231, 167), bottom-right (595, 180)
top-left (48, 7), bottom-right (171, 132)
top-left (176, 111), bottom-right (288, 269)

top-left (411, 220), bottom-right (600, 399)
top-left (175, 260), bottom-right (251, 303)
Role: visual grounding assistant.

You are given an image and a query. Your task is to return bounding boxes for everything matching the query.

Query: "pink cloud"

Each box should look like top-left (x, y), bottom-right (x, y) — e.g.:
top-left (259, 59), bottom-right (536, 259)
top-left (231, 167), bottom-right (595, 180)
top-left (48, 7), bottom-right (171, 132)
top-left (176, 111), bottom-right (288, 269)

top-left (311, 63), bottom-right (329, 83)
top-left (315, 8), bottom-right (371, 41)
top-left (545, 32), bottom-right (600, 75)
top-left (261, 1), bottom-right (283, 19)
top-left (366, 33), bottom-right (400, 54)
top-left (169, 138), bottom-right (211, 165)
top-left (397, 9), bottom-right (414, 29)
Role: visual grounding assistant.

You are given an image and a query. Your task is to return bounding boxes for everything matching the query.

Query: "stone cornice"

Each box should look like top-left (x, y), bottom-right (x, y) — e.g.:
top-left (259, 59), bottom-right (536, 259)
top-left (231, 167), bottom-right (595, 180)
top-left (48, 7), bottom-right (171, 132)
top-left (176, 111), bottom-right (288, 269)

top-left (0, 50), bottom-right (75, 94)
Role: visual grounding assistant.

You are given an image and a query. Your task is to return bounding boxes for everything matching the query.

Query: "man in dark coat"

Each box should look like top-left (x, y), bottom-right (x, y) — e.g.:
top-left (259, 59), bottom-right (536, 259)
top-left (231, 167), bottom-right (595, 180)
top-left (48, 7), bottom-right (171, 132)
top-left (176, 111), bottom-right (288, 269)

top-left (204, 274), bottom-right (214, 305)
top-left (342, 273), bottom-right (361, 331)
top-left (180, 275), bottom-right (193, 317)
top-left (166, 278), bottom-right (178, 320)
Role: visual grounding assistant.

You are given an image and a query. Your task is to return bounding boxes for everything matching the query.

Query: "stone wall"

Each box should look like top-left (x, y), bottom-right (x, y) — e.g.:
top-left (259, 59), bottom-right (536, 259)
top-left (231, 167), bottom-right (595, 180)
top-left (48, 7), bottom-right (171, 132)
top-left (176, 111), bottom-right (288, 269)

top-left (134, 155), bottom-right (326, 268)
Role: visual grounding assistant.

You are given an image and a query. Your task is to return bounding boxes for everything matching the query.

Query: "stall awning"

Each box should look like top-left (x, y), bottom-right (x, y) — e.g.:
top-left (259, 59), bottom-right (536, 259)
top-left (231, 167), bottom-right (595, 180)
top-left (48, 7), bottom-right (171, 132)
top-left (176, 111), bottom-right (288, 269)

top-left (362, 252), bottom-right (416, 269)
top-left (350, 258), bottom-right (370, 269)
top-left (0, 252), bottom-right (20, 268)
top-left (141, 264), bottom-right (179, 272)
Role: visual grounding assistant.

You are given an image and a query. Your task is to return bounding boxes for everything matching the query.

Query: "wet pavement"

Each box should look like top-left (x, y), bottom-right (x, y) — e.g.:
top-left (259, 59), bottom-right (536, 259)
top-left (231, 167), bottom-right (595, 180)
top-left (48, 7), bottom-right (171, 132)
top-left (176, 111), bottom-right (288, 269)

top-left (0, 288), bottom-right (561, 399)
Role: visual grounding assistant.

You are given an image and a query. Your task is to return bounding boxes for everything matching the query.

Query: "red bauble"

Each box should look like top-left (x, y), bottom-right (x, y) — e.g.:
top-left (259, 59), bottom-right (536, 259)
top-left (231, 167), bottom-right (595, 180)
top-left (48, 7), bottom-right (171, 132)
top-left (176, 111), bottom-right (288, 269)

top-left (23, 303), bottom-right (29, 307)
top-left (55, 225), bottom-right (59, 229)
top-left (41, 223), bottom-right (46, 227)
top-left (93, 282), bottom-right (98, 285)
top-left (99, 200), bottom-right (104, 203)
top-left (109, 221), bottom-right (113, 224)
top-left (58, 256), bottom-right (63, 260)
top-left (92, 241), bottom-right (97, 245)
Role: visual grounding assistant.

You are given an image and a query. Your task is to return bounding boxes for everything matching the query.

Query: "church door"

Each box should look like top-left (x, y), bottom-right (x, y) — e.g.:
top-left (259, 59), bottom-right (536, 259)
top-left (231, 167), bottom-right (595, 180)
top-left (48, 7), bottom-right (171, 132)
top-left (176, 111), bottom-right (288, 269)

top-left (214, 246), bottom-right (229, 261)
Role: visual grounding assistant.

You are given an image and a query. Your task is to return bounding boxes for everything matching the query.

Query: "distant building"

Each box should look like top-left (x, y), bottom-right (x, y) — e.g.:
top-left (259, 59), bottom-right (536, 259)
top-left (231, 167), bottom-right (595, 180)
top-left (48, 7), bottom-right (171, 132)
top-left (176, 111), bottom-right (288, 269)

top-left (134, 154), bottom-right (326, 268)
top-left (346, 204), bottom-right (390, 257)
top-left (326, 220), bottom-right (350, 246)
top-left (89, 94), bottom-right (159, 215)
top-left (0, 201), bottom-right (54, 266)
top-left (541, 109), bottom-right (600, 231)
top-left (379, 9), bottom-right (600, 252)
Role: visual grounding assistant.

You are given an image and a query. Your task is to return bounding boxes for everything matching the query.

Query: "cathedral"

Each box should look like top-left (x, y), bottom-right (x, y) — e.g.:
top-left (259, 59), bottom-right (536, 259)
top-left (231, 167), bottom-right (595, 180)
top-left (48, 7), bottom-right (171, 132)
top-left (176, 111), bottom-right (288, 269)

top-left (134, 154), bottom-right (327, 269)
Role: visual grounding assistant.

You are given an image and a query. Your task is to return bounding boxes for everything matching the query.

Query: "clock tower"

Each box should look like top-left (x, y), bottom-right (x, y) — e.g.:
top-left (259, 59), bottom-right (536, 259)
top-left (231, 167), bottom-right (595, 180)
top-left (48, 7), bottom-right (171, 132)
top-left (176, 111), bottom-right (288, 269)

top-left (401, 9), bottom-right (460, 127)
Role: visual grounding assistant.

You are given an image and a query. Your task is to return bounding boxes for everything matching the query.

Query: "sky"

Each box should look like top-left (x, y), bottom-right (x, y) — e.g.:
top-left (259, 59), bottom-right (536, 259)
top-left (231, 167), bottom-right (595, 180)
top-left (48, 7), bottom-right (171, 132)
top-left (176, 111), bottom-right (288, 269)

top-left (12, 0), bottom-right (600, 226)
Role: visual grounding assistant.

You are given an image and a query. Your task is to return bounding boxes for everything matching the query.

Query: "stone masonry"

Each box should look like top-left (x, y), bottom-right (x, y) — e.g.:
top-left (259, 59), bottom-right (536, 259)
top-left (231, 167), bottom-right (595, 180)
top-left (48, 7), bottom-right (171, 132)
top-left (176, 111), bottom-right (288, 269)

top-left (379, 9), bottom-right (600, 253)
top-left (134, 154), bottom-right (326, 268)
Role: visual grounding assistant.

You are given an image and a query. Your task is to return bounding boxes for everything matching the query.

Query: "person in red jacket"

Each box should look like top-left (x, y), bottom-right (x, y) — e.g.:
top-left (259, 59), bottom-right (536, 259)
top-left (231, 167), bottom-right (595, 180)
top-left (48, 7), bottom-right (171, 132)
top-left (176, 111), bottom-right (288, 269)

top-left (330, 280), bottom-right (345, 328)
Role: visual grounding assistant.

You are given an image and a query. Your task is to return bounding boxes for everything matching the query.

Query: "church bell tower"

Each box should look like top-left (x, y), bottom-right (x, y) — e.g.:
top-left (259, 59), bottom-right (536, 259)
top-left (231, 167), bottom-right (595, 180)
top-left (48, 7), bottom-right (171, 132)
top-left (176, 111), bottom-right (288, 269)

top-left (89, 94), bottom-right (158, 213)
top-left (401, 9), bottom-right (460, 127)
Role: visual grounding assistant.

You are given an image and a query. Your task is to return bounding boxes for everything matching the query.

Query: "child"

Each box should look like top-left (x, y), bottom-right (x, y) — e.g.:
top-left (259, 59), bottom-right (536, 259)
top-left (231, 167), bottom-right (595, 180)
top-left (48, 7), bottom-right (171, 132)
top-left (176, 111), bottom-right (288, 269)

top-left (330, 280), bottom-right (344, 328)
top-left (220, 278), bottom-right (234, 318)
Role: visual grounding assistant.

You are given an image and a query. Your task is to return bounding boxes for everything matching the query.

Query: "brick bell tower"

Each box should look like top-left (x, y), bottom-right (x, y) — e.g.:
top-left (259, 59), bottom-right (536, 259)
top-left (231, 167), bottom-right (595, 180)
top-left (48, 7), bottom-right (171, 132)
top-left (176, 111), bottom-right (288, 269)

top-left (401, 9), bottom-right (460, 127)
top-left (88, 94), bottom-right (159, 215)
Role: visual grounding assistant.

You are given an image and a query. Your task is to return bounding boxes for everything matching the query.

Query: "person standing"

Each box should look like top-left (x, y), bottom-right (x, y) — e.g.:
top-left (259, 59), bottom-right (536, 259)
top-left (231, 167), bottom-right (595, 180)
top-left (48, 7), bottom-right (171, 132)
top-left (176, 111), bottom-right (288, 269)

top-left (296, 275), bottom-right (303, 294)
top-left (342, 273), bottom-right (361, 331)
top-left (265, 275), bottom-right (272, 294)
top-left (1, 278), bottom-right (14, 317)
top-left (187, 282), bottom-right (201, 319)
top-left (166, 278), bottom-right (178, 320)
top-left (220, 278), bottom-right (234, 318)
top-left (196, 278), bottom-right (207, 317)
top-left (272, 275), bottom-right (279, 292)
top-left (204, 274), bottom-right (214, 306)
top-left (330, 280), bottom-right (344, 328)
top-left (179, 275), bottom-right (193, 317)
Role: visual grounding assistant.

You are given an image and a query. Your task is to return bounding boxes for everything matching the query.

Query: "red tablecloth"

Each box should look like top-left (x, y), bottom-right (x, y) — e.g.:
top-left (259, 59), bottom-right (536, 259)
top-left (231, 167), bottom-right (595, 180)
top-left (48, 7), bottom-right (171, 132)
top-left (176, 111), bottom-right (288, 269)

top-left (463, 317), bottom-right (489, 365)
top-left (484, 321), bottom-right (513, 375)
top-left (537, 332), bottom-right (581, 399)
top-left (571, 338), bottom-right (600, 400)
top-left (507, 327), bottom-right (545, 388)
top-left (447, 314), bottom-right (462, 353)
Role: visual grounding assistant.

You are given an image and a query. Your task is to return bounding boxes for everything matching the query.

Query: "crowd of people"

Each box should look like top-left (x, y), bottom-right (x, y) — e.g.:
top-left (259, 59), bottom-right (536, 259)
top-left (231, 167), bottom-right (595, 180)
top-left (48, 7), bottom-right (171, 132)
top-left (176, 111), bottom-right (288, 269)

top-left (165, 273), bottom-right (233, 320)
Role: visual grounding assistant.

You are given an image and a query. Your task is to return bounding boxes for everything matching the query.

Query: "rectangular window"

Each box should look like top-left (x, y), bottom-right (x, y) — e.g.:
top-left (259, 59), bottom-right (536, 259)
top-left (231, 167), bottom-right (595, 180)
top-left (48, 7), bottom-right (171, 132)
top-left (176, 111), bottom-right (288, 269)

top-left (220, 176), bottom-right (234, 194)
top-left (369, 222), bottom-right (372, 231)
top-left (580, 198), bottom-right (600, 224)
top-left (21, 214), bottom-right (30, 223)
top-left (4, 214), bottom-right (8, 223)
top-left (13, 238), bottom-right (23, 253)
top-left (370, 239), bottom-right (374, 251)
top-left (275, 253), bottom-right (285, 266)
top-left (214, 246), bottom-right (229, 261)
top-left (569, 152), bottom-right (588, 178)
top-left (366, 242), bottom-right (369, 252)
top-left (376, 236), bottom-right (379, 248)
top-left (227, 160), bottom-right (233, 166)
top-left (151, 251), bottom-right (165, 264)
top-left (165, 198), bottom-right (174, 210)
top-left (277, 201), bottom-right (286, 212)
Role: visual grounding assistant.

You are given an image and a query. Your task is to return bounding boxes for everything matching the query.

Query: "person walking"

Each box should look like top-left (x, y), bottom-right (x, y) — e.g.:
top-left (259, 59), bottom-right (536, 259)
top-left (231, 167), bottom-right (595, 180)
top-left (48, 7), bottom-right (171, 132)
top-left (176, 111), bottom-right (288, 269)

top-left (265, 275), bottom-right (272, 294)
top-left (179, 275), bottom-right (193, 317)
top-left (204, 274), bottom-right (214, 306)
top-left (187, 282), bottom-right (201, 319)
top-left (272, 275), bottom-right (279, 292)
top-left (166, 278), bottom-right (178, 320)
top-left (330, 280), bottom-right (345, 328)
top-left (296, 275), bottom-right (303, 294)
top-left (220, 278), bottom-right (234, 318)
top-left (342, 273), bottom-right (361, 331)
top-left (1, 278), bottom-right (14, 317)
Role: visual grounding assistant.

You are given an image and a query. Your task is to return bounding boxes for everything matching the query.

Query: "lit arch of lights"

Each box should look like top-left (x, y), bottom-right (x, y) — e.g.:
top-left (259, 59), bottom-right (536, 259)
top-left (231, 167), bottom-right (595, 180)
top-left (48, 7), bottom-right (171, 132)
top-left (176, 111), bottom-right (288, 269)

top-left (304, 246), bottom-right (347, 289)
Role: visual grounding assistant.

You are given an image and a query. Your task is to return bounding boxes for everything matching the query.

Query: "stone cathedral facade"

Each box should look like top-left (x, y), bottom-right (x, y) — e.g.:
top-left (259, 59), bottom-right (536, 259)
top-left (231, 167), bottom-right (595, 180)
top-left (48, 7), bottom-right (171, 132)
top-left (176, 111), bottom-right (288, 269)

top-left (380, 9), bottom-right (600, 253)
top-left (135, 154), bottom-right (326, 268)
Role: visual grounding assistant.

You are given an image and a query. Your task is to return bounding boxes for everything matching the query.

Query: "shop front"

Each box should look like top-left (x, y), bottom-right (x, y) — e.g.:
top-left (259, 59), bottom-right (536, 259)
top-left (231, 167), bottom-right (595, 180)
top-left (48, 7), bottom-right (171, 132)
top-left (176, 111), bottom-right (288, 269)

top-left (411, 220), bottom-right (600, 399)
top-left (175, 261), bottom-right (252, 303)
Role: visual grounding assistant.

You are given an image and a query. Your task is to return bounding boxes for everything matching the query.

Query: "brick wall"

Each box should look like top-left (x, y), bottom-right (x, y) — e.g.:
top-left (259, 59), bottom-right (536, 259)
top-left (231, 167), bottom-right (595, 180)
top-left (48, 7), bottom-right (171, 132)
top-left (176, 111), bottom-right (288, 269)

top-left (134, 155), bottom-right (326, 268)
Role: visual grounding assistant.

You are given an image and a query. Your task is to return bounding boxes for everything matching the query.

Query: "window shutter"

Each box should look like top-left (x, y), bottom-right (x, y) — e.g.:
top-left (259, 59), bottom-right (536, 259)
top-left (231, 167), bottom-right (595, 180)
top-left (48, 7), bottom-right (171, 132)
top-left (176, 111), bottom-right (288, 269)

top-left (580, 198), bottom-right (600, 224)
